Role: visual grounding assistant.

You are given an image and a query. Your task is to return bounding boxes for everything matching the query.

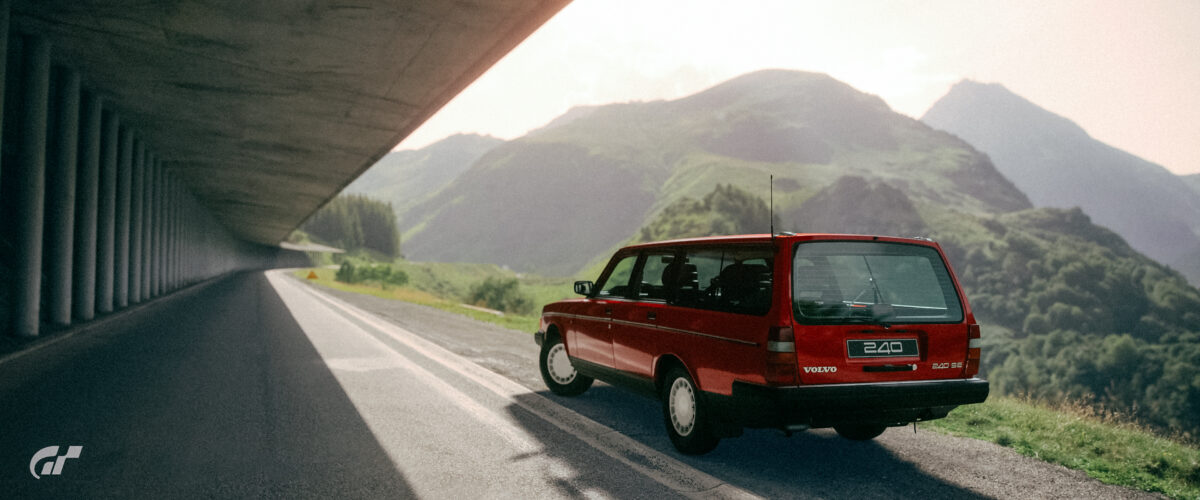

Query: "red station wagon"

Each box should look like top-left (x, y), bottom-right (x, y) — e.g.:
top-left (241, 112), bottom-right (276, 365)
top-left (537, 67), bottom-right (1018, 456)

top-left (535, 233), bottom-right (989, 454)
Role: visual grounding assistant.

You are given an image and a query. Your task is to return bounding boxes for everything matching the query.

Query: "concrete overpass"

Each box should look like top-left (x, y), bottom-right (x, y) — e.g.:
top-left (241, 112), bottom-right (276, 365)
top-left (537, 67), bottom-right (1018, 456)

top-left (0, 0), bottom-right (570, 338)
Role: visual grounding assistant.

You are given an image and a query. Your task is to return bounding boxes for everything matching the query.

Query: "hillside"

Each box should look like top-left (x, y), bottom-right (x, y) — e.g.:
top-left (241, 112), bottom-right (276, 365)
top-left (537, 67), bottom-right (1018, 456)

top-left (641, 183), bottom-right (1200, 438)
top-left (1184, 173), bottom-right (1200, 196)
top-left (344, 133), bottom-right (503, 214)
top-left (399, 70), bottom-right (1030, 274)
top-left (937, 207), bottom-right (1200, 437)
top-left (922, 81), bottom-right (1200, 286)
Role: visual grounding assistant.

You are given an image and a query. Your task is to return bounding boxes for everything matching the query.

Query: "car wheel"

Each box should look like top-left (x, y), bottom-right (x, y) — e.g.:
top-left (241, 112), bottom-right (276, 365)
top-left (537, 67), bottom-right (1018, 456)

top-left (661, 366), bottom-right (719, 455)
top-left (834, 424), bottom-right (887, 441)
top-left (539, 334), bottom-right (593, 396)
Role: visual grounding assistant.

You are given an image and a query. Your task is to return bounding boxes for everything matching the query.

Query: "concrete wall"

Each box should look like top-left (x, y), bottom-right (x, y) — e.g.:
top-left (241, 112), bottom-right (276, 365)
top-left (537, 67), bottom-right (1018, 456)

top-left (0, 8), bottom-right (309, 338)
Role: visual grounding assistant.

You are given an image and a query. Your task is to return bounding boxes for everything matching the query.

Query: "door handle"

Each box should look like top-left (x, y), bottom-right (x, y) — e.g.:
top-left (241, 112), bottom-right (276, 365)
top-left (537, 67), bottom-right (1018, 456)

top-left (647, 311), bottom-right (657, 321)
top-left (605, 308), bottom-right (613, 315)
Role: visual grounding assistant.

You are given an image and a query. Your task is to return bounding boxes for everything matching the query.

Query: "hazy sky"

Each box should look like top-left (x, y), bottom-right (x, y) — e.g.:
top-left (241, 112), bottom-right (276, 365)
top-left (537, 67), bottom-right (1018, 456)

top-left (399, 0), bottom-right (1200, 175)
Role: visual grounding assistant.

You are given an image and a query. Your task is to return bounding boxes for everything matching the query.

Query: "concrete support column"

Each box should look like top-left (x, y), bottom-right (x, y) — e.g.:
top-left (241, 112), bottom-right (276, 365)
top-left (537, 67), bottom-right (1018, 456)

top-left (142, 154), bottom-right (154, 298)
top-left (156, 161), bottom-right (165, 296)
top-left (113, 127), bottom-right (132, 308)
top-left (9, 36), bottom-right (50, 337)
top-left (95, 108), bottom-right (118, 314)
top-left (151, 159), bottom-right (161, 297)
top-left (44, 66), bottom-right (81, 327)
top-left (128, 140), bottom-right (143, 303)
top-left (168, 174), bottom-right (175, 291)
top-left (183, 196), bottom-right (192, 285)
top-left (167, 175), bottom-right (176, 291)
top-left (0, 0), bottom-right (9, 190)
top-left (73, 90), bottom-right (101, 321)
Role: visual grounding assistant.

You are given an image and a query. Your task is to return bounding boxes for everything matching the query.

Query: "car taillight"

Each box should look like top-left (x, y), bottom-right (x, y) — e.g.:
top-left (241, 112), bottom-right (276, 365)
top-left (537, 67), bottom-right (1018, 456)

top-left (766, 326), bottom-right (796, 385)
top-left (966, 324), bottom-right (981, 377)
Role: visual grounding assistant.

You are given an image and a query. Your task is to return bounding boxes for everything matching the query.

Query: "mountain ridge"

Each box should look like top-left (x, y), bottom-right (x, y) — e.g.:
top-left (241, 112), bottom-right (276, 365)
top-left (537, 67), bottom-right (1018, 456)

top-left (922, 80), bottom-right (1200, 285)
top-left (359, 70), bottom-right (1200, 436)
top-left (398, 69), bottom-right (1030, 274)
top-left (344, 133), bottom-right (503, 215)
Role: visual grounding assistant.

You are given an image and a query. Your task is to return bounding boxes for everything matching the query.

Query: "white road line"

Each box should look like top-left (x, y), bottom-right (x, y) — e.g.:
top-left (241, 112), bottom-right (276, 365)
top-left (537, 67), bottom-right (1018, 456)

top-left (267, 272), bottom-right (541, 454)
top-left (276, 272), bottom-right (761, 500)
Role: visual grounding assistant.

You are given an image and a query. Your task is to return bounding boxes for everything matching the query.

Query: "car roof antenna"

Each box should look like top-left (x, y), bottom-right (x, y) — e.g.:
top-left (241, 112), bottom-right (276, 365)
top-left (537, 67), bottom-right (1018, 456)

top-left (769, 174), bottom-right (775, 240)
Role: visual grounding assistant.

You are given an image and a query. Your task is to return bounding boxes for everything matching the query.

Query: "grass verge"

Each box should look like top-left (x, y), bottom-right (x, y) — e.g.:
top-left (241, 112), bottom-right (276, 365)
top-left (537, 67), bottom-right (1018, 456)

top-left (928, 396), bottom-right (1200, 499)
top-left (292, 268), bottom-right (540, 333)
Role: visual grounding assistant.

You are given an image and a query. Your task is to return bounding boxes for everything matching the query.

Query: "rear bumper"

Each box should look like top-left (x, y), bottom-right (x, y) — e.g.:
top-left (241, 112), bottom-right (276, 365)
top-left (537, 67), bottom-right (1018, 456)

top-left (710, 378), bottom-right (989, 430)
top-left (534, 330), bottom-right (545, 346)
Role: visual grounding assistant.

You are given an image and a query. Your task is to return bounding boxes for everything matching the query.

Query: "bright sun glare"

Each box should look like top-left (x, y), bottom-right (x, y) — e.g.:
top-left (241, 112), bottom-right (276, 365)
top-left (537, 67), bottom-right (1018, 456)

top-left (400, 0), bottom-right (1200, 176)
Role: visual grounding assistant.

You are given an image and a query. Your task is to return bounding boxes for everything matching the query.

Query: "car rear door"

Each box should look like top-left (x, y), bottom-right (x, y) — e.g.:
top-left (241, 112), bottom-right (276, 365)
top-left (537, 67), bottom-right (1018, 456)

top-left (643, 245), bottom-right (775, 394)
top-left (790, 241), bottom-right (970, 385)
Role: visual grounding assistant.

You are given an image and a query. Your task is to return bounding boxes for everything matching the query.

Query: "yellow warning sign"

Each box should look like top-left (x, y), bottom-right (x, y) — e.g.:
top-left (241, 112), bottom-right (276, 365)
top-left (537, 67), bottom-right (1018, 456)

top-left (306, 271), bottom-right (319, 280)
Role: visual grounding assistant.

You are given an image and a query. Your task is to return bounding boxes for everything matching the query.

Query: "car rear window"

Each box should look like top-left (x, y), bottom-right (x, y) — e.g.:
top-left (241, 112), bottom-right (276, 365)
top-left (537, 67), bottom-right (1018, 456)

top-left (792, 241), bottom-right (963, 324)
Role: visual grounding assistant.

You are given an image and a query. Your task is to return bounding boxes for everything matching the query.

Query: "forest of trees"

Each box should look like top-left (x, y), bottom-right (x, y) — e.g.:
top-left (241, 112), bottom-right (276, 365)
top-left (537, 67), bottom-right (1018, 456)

top-left (302, 194), bottom-right (400, 258)
top-left (636, 184), bottom-right (774, 242)
top-left (934, 208), bottom-right (1200, 437)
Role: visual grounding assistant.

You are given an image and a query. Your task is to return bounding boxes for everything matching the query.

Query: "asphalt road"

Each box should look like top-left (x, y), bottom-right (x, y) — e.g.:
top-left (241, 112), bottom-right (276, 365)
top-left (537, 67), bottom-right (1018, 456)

top-left (0, 270), bottom-right (1161, 499)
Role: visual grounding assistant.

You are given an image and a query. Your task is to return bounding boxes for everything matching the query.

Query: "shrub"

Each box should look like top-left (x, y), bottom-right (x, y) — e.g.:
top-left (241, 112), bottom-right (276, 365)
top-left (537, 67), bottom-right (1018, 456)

top-left (337, 262), bottom-right (409, 288)
top-left (336, 261), bottom-right (358, 283)
top-left (468, 277), bottom-right (533, 315)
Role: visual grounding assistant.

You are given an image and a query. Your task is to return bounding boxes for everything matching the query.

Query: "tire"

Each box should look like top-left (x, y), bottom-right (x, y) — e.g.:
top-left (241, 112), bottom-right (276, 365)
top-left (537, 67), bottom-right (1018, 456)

top-left (661, 366), bottom-right (719, 455)
top-left (834, 424), bottom-right (888, 441)
top-left (539, 334), bottom-right (593, 396)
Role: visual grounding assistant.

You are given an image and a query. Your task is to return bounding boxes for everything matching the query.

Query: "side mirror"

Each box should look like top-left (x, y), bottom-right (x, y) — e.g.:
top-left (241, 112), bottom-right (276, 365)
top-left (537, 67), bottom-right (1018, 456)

top-left (574, 281), bottom-right (594, 296)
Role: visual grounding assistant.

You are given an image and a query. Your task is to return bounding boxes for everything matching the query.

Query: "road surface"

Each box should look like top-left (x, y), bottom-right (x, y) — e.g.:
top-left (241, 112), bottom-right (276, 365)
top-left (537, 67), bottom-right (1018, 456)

top-left (0, 270), bottom-right (1159, 499)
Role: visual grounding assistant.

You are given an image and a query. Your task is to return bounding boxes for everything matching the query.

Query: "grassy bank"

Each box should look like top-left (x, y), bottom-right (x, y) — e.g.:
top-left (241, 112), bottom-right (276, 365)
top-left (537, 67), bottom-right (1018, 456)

top-left (293, 267), bottom-right (546, 333)
top-left (929, 396), bottom-right (1200, 499)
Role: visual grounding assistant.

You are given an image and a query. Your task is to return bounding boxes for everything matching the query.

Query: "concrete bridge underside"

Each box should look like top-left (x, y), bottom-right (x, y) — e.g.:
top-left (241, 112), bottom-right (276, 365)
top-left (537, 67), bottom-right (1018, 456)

top-left (0, 0), bottom-right (570, 337)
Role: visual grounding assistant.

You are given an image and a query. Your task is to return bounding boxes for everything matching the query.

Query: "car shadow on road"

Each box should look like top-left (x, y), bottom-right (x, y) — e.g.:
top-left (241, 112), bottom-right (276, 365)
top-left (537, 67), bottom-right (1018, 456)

top-left (0, 272), bottom-right (417, 499)
top-left (509, 385), bottom-right (992, 499)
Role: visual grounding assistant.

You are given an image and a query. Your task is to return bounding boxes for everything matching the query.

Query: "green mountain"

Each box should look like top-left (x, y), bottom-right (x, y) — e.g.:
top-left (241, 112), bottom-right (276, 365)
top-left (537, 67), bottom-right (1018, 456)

top-left (922, 81), bottom-right (1200, 286)
top-left (383, 69), bottom-right (1200, 436)
top-left (345, 133), bottom-right (503, 215)
top-left (633, 183), bottom-right (774, 243)
top-left (784, 175), bottom-right (929, 237)
top-left (399, 70), bottom-right (1030, 274)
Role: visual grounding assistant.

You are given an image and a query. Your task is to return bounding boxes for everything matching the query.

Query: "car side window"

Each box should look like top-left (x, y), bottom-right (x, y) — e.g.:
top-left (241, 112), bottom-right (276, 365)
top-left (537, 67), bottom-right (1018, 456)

top-left (596, 254), bottom-right (638, 298)
top-left (674, 246), bottom-right (773, 315)
top-left (636, 251), bottom-right (677, 302)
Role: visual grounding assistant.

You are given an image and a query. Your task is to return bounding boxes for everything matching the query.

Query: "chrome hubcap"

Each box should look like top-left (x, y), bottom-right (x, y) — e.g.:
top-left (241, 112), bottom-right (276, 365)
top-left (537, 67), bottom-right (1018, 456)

top-left (669, 378), bottom-right (696, 436)
top-left (546, 343), bottom-right (577, 385)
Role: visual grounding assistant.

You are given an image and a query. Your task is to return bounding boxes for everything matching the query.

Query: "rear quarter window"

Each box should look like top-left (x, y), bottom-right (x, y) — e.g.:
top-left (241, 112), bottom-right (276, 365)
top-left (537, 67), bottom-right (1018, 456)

top-left (671, 245), bottom-right (774, 316)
